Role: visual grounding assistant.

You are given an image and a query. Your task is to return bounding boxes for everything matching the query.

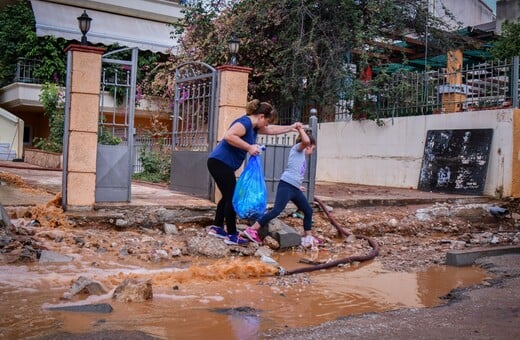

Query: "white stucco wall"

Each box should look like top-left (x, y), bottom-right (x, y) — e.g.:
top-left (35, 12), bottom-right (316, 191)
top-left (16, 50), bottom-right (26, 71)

top-left (437, 0), bottom-right (495, 28)
top-left (316, 109), bottom-right (514, 197)
top-left (0, 108), bottom-right (24, 159)
top-left (496, 0), bottom-right (520, 35)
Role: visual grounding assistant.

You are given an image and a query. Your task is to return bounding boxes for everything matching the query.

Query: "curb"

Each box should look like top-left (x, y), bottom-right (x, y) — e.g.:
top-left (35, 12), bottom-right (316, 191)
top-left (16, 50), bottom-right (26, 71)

top-left (317, 196), bottom-right (493, 209)
top-left (446, 245), bottom-right (520, 266)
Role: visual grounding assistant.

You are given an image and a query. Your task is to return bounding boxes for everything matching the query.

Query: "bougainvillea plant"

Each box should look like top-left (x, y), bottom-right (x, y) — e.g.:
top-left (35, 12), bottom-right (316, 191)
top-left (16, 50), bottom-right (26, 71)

top-left (140, 0), bottom-right (466, 120)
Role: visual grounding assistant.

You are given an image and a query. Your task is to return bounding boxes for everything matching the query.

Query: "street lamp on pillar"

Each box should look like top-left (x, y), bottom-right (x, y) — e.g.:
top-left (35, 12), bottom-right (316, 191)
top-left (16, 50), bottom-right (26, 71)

top-left (228, 34), bottom-right (240, 66)
top-left (77, 10), bottom-right (92, 46)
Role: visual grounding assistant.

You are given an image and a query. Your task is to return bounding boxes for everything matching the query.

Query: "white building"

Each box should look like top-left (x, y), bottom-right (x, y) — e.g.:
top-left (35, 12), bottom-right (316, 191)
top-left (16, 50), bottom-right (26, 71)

top-left (30, 0), bottom-right (184, 53)
top-left (430, 0), bottom-right (495, 29)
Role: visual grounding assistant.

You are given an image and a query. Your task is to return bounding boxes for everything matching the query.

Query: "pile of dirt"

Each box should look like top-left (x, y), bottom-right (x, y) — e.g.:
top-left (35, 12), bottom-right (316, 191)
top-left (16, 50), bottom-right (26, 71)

top-left (0, 171), bottom-right (45, 194)
top-left (1, 174), bottom-right (519, 273)
top-left (2, 194), bottom-right (519, 274)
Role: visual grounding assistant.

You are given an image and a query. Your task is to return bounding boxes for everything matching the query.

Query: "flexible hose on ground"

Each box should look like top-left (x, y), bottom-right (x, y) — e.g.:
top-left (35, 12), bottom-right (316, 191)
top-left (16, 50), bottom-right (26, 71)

top-left (278, 196), bottom-right (380, 276)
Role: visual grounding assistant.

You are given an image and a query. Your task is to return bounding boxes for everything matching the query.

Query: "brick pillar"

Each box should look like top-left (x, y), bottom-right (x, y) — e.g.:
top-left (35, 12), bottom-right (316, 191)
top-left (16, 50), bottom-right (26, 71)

top-left (442, 49), bottom-right (466, 113)
top-left (62, 44), bottom-right (105, 210)
top-left (212, 65), bottom-right (252, 202)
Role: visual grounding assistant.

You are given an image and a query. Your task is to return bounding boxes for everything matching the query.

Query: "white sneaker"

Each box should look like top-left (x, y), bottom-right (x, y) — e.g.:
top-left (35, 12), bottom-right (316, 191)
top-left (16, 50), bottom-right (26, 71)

top-left (301, 235), bottom-right (315, 248)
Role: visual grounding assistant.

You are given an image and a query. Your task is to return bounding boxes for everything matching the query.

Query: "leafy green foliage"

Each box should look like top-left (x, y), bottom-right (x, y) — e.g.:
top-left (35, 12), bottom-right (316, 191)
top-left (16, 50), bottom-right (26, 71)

top-left (0, 0), bottom-right (67, 86)
top-left (33, 82), bottom-right (64, 153)
top-left (98, 128), bottom-right (122, 145)
top-left (132, 115), bottom-right (172, 183)
top-left (133, 151), bottom-right (171, 183)
top-left (490, 20), bottom-right (520, 60)
top-left (143, 0), bottom-right (465, 122)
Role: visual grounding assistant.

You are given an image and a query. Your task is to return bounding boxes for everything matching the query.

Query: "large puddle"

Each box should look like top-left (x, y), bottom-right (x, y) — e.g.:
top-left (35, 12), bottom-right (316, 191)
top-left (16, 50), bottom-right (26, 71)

top-left (0, 251), bottom-right (488, 339)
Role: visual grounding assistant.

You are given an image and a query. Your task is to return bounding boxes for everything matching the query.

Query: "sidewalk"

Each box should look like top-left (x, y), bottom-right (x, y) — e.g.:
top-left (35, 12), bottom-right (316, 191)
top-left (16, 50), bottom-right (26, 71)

top-left (0, 160), bottom-right (493, 209)
top-left (0, 161), bottom-right (214, 209)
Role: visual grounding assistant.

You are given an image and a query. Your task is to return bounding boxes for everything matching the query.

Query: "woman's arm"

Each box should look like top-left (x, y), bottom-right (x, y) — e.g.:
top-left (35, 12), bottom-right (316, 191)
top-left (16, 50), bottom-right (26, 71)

top-left (223, 122), bottom-right (259, 155)
top-left (258, 122), bottom-right (302, 135)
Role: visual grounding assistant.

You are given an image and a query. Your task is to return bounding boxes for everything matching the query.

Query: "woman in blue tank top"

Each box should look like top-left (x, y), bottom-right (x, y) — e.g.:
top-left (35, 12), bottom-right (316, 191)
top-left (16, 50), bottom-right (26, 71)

top-left (207, 99), bottom-right (301, 245)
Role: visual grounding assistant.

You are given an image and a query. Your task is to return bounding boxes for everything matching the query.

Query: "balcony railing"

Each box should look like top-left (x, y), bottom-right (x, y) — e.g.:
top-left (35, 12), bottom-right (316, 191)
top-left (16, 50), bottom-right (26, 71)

top-left (13, 57), bottom-right (42, 84)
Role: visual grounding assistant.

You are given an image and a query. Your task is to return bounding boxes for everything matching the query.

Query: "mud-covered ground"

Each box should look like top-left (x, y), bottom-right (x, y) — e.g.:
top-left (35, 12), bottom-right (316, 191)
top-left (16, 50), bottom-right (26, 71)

top-left (2, 171), bottom-right (520, 339)
top-left (2, 167), bottom-right (518, 274)
top-left (2, 181), bottom-right (519, 274)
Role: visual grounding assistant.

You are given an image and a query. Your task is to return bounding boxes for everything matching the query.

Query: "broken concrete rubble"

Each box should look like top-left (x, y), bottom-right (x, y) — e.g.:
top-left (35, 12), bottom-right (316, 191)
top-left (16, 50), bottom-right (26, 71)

top-left (112, 278), bottom-right (153, 303)
top-left (62, 276), bottom-right (108, 300)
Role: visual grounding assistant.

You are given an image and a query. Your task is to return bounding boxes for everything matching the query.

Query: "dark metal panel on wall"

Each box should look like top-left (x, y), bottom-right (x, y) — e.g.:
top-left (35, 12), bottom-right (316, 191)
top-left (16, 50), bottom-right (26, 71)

top-left (418, 128), bottom-right (494, 195)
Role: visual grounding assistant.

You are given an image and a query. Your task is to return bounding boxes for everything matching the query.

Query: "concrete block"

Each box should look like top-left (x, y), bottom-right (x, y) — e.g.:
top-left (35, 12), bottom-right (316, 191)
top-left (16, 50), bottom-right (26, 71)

top-left (67, 131), bottom-right (97, 172)
top-left (39, 250), bottom-right (74, 263)
top-left (273, 229), bottom-right (301, 248)
top-left (267, 218), bottom-right (301, 248)
top-left (0, 204), bottom-right (11, 227)
top-left (71, 50), bottom-right (103, 94)
top-left (66, 172), bottom-right (96, 206)
top-left (69, 94), bottom-right (99, 132)
top-left (446, 245), bottom-right (520, 266)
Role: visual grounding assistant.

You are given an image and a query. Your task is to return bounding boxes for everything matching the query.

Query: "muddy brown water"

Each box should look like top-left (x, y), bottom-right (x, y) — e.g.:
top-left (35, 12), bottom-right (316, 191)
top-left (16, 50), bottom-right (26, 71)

top-left (0, 250), bottom-right (488, 339)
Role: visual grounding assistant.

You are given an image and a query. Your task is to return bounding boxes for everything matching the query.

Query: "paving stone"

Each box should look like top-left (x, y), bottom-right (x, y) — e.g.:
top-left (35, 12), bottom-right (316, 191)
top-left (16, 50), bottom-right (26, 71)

top-left (46, 303), bottom-right (113, 313)
top-left (39, 250), bottom-right (73, 263)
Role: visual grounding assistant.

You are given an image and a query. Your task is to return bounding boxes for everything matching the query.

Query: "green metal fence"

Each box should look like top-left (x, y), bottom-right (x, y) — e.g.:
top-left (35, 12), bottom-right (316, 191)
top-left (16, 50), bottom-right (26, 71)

top-left (277, 56), bottom-right (520, 123)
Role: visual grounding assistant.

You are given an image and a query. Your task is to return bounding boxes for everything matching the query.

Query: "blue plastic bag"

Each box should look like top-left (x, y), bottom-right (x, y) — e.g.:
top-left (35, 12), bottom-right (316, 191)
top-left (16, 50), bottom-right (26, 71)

top-left (232, 155), bottom-right (267, 220)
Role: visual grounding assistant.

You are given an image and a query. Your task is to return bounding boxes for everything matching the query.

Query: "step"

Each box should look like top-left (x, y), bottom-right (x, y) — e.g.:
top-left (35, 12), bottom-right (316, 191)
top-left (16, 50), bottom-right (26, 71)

top-left (0, 143), bottom-right (12, 151)
top-left (0, 151), bottom-right (15, 161)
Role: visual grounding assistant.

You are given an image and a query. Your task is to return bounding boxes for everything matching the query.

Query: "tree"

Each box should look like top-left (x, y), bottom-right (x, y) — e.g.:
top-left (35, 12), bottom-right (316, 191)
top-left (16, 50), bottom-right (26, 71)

top-left (0, 0), bottom-right (67, 86)
top-left (33, 82), bottom-right (65, 153)
top-left (489, 20), bottom-right (520, 60)
top-left (143, 0), bottom-right (465, 119)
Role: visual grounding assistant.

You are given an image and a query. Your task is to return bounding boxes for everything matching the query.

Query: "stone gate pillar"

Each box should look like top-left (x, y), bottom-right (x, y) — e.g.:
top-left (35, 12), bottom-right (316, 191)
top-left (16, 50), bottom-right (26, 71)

top-left (213, 65), bottom-right (252, 202)
top-left (441, 49), bottom-right (466, 113)
top-left (62, 44), bottom-right (105, 210)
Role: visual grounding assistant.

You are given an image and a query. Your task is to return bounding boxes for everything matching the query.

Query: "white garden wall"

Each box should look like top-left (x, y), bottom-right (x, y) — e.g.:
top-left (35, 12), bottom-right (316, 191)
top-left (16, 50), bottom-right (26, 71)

top-left (0, 108), bottom-right (24, 160)
top-left (316, 109), bottom-right (515, 197)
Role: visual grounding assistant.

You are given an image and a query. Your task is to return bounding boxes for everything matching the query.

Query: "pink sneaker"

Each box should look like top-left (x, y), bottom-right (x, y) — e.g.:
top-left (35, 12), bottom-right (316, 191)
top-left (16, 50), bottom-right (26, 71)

top-left (243, 227), bottom-right (262, 244)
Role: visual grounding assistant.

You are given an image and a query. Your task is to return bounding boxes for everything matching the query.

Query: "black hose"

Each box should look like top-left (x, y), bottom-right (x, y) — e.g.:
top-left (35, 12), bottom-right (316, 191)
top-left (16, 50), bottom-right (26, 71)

top-left (278, 196), bottom-right (380, 276)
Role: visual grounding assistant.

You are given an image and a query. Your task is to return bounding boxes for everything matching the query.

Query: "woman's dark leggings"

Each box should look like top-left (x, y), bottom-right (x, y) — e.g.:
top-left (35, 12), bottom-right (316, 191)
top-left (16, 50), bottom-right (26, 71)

top-left (207, 157), bottom-right (237, 235)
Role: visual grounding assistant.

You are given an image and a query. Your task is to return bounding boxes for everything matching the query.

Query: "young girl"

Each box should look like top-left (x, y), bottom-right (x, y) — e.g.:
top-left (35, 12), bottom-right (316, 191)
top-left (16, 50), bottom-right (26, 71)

top-left (243, 125), bottom-right (318, 246)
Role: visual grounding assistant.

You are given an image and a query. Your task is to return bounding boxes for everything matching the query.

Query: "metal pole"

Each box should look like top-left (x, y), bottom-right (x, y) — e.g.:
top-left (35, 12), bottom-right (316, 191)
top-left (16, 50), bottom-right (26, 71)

top-left (127, 47), bottom-right (138, 201)
top-left (61, 50), bottom-right (72, 210)
top-left (308, 109), bottom-right (318, 203)
top-left (512, 56), bottom-right (519, 108)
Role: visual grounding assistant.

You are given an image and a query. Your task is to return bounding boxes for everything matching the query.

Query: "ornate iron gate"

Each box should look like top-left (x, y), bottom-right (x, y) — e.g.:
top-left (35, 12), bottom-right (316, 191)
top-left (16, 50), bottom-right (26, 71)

top-left (170, 61), bottom-right (217, 198)
top-left (95, 47), bottom-right (138, 202)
